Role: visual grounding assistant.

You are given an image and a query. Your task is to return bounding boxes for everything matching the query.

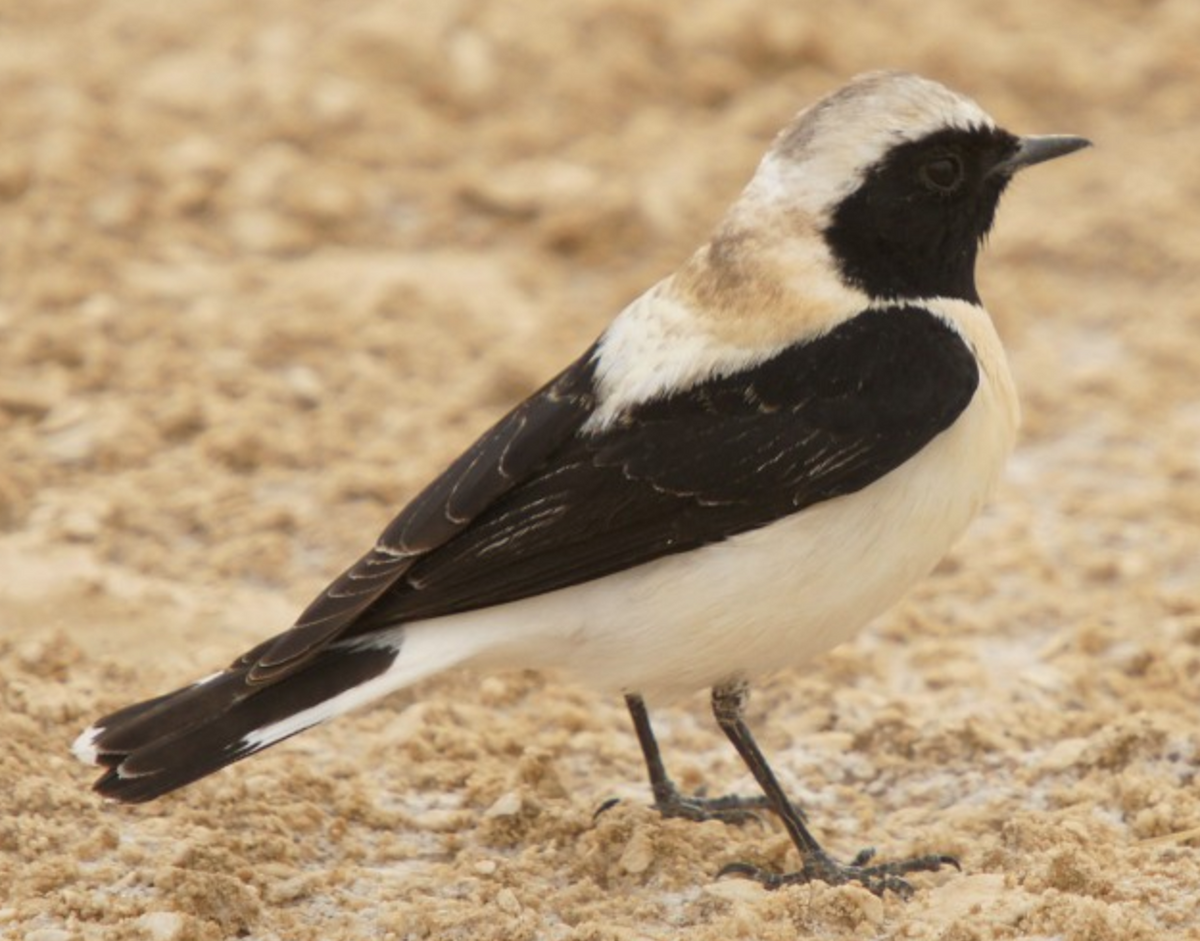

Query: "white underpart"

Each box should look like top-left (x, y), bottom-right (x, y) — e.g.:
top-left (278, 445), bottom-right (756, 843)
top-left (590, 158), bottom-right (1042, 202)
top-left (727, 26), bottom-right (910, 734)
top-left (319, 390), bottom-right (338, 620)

top-left (237, 623), bottom-right (495, 753)
top-left (313, 297), bottom-right (1018, 705)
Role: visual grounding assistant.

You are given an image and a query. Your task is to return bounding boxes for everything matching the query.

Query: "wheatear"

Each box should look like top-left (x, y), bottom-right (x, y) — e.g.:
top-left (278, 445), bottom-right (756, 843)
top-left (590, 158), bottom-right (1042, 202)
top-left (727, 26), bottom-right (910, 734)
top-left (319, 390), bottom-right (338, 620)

top-left (74, 71), bottom-right (1089, 896)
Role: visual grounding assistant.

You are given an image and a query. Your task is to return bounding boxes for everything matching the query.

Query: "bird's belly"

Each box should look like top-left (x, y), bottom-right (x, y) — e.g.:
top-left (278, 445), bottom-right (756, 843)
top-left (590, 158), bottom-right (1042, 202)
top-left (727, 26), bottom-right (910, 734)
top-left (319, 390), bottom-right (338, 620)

top-left (566, 388), bottom-right (1009, 699)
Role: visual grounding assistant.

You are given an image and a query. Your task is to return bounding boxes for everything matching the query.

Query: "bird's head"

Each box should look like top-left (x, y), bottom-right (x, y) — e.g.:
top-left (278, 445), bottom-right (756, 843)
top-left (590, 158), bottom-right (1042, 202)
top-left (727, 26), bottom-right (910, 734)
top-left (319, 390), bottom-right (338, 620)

top-left (741, 71), bottom-right (1090, 306)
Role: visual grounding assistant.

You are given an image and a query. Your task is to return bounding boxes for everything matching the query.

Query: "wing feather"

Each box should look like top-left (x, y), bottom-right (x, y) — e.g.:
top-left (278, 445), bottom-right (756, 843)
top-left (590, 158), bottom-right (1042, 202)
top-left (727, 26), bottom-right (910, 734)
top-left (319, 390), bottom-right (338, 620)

top-left (243, 351), bottom-right (598, 681)
top-left (348, 304), bottom-right (980, 630)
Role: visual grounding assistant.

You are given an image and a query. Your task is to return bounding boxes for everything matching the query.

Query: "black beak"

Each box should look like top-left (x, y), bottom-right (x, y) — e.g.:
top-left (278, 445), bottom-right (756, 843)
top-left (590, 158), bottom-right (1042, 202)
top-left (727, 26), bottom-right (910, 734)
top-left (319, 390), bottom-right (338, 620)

top-left (990, 134), bottom-right (1092, 177)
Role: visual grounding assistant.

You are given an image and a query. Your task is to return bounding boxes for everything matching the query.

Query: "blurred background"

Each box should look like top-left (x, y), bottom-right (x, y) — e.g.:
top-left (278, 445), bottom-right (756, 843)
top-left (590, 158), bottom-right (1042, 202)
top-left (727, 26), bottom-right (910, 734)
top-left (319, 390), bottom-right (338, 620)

top-left (2, 1), bottom-right (1199, 938)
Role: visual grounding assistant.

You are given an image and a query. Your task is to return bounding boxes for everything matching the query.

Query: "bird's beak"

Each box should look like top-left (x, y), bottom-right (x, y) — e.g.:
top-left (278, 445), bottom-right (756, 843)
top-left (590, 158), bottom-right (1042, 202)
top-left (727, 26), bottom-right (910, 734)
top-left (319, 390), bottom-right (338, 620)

top-left (990, 134), bottom-right (1092, 177)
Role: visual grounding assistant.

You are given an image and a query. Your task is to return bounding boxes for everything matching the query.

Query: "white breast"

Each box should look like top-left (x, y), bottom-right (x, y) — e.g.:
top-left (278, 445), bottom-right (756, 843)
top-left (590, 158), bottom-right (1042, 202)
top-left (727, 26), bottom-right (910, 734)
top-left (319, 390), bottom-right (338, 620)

top-left (404, 299), bottom-right (1019, 702)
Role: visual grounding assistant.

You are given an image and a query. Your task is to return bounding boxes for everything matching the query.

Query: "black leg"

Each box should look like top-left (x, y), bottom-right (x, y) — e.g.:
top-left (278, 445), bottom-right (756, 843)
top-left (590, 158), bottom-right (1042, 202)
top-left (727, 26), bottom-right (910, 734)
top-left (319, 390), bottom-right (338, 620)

top-left (621, 693), bottom-right (774, 825)
top-left (710, 680), bottom-right (959, 898)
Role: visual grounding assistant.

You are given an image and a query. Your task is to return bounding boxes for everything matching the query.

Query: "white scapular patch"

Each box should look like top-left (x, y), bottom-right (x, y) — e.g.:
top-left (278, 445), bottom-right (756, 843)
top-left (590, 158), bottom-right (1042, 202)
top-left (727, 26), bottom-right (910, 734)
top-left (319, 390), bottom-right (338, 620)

top-left (585, 284), bottom-right (783, 432)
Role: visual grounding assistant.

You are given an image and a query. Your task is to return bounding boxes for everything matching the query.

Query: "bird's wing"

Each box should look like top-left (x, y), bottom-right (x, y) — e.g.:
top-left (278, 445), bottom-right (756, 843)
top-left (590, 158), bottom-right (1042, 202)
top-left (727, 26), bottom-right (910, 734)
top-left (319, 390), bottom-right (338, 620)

top-left (242, 349), bottom-right (599, 682)
top-left (346, 304), bottom-right (979, 629)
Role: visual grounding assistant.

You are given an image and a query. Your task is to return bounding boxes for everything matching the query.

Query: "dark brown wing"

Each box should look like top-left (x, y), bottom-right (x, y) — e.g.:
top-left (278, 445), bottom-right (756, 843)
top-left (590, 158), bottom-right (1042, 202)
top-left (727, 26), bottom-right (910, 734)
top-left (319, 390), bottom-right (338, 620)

top-left (241, 349), bottom-right (599, 682)
top-left (347, 305), bottom-right (980, 628)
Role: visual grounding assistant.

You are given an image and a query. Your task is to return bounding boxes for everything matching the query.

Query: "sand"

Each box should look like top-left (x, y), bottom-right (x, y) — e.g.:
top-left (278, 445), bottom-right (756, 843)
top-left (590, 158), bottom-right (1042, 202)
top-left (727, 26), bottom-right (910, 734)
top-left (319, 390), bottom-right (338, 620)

top-left (3, 0), bottom-right (1200, 938)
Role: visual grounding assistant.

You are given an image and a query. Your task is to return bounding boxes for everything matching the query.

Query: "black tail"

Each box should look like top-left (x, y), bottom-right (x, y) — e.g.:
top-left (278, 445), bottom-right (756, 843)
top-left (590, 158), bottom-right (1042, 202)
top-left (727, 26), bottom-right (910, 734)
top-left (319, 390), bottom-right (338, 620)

top-left (74, 643), bottom-right (398, 803)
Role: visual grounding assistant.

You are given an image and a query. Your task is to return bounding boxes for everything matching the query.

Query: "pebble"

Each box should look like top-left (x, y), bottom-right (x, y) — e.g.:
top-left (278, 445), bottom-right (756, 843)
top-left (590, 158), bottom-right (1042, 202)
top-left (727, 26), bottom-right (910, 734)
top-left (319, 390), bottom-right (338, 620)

top-left (0, 382), bottom-right (58, 419)
top-left (618, 829), bottom-right (655, 875)
top-left (411, 809), bottom-right (468, 832)
top-left (284, 365), bottom-right (325, 407)
top-left (137, 912), bottom-right (185, 941)
top-left (484, 791), bottom-right (523, 819)
top-left (41, 421), bottom-right (96, 465)
top-left (24, 929), bottom-right (72, 941)
top-left (464, 159), bottom-right (599, 217)
top-left (495, 888), bottom-right (521, 915)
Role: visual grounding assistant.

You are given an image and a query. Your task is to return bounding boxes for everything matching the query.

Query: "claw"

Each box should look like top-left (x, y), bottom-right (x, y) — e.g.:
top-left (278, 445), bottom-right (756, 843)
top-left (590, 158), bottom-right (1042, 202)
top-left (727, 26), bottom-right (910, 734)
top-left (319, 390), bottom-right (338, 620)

top-left (716, 860), bottom-right (760, 881)
top-left (593, 797), bottom-right (623, 820)
top-left (657, 798), bottom-right (766, 827)
top-left (716, 849), bottom-right (958, 898)
top-left (849, 846), bottom-right (877, 867)
top-left (650, 785), bottom-right (778, 826)
top-left (717, 861), bottom-right (804, 890)
top-left (593, 790), bottom-right (783, 827)
top-left (649, 784), bottom-right (806, 827)
top-left (593, 792), bottom-right (778, 827)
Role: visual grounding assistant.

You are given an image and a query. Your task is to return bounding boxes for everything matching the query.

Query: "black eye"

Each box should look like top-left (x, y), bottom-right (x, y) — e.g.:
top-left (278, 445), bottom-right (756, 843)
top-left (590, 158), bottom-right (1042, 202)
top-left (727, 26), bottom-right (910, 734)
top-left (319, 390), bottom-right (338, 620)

top-left (919, 154), bottom-right (964, 194)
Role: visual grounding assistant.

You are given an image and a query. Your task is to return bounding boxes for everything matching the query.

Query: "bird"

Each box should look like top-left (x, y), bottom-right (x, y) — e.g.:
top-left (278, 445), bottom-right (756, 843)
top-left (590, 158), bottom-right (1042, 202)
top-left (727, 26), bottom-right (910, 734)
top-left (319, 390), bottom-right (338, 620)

top-left (72, 71), bottom-right (1089, 897)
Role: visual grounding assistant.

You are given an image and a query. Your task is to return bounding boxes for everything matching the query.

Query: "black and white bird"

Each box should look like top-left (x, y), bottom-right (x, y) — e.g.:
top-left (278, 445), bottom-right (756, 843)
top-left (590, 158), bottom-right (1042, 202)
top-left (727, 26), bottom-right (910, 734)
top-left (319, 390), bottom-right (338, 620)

top-left (73, 72), bottom-right (1088, 896)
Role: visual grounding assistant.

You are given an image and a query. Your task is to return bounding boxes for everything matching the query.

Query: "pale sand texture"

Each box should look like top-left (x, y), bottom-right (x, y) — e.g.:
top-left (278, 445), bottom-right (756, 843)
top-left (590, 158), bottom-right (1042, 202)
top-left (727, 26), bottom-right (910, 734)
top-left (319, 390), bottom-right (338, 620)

top-left (2, 1), bottom-right (1200, 938)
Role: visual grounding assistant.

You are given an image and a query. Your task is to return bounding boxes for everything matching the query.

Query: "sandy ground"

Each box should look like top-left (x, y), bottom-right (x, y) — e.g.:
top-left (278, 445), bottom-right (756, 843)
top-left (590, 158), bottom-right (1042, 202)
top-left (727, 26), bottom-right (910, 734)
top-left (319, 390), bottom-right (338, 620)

top-left (3, 0), bottom-right (1200, 938)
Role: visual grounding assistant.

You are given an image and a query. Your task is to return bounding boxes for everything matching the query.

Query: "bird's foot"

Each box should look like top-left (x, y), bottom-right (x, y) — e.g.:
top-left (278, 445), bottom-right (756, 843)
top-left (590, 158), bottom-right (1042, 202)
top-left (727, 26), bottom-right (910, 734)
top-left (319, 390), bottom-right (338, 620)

top-left (653, 785), bottom-right (774, 825)
top-left (595, 783), bottom-right (803, 826)
top-left (653, 779), bottom-right (811, 825)
top-left (718, 846), bottom-right (960, 898)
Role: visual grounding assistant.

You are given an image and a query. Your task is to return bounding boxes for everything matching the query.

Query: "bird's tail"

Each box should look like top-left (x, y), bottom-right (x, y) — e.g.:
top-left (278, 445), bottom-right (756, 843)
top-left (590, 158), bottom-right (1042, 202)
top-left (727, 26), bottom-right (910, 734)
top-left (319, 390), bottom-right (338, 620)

top-left (72, 626), bottom-right (453, 803)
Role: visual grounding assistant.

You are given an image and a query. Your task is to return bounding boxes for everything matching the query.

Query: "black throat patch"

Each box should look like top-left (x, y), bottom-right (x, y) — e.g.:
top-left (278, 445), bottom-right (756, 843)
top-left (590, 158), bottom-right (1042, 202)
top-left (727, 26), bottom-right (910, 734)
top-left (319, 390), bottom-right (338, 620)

top-left (823, 125), bottom-right (1021, 304)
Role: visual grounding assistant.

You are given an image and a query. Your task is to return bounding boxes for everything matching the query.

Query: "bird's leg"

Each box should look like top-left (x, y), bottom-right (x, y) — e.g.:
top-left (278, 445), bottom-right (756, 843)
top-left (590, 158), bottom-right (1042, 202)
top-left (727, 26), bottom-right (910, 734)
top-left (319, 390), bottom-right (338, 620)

top-left (618, 692), bottom-right (775, 825)
top-left (710, 680), bottom-right (958, 898)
